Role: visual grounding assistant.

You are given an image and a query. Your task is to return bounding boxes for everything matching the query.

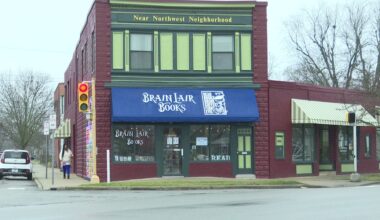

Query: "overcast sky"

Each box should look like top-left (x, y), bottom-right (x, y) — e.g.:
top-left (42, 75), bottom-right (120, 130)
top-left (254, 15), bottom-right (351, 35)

top-left (0, 0), bottom-right (360, 86)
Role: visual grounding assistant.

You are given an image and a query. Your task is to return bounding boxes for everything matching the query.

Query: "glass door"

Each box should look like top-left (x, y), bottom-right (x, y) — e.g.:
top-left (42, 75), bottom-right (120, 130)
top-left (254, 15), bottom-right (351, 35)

top-left (319, 126), bottom-right (334, 171)
top-left (162, 127), bottom-right (183, 176)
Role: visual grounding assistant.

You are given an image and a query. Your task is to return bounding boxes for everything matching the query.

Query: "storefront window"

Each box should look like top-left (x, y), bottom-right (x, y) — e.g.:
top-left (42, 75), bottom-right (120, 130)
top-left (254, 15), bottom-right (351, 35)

top-left (190, 124), bottom-right (230, 161)
top-left (112, 124), bottom-right (155, 163)
top-left (377, 129), bottom-right (380, 160)
top-left (338, 126), bottom-right (353, 162)
top-left (292, 125), bottom-right (315, 162)
top-left (130, 33), bottom-right (153, 70)
top-left (190, 125), bottom-right (209, 161)
top-left (210, 125), bottom-right (230, 161)
top-left (364, 134), bottom-right (371, 158)
top-left (212, 35), bottom-right (234, 70)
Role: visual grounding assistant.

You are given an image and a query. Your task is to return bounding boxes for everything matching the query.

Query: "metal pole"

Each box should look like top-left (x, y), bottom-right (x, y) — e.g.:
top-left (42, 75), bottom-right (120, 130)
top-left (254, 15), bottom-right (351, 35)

top-left (353, 124), bottom-right (357, 173)
top-left (45, 135), bottom-right (48, 179)
top-left (51, 135), bottom-right (55, 185)
top-left (107, 149), bottom-right (110, 183)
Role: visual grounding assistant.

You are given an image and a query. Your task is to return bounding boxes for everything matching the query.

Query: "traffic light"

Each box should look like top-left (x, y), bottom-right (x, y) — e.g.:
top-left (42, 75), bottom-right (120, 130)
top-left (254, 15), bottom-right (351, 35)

top-left (347, 112), bottom-right (356, 124)
top-left (78, 82), bottom-right (89, 112)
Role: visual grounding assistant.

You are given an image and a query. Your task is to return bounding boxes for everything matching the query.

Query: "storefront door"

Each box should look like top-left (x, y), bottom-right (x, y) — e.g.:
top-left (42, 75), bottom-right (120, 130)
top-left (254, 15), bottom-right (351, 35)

top-left (162, 126), bottom-right (183, 176)
top-left (319, 126), bottom-right (335, 171)
top-left (236, 127), bottom-right (253, 174)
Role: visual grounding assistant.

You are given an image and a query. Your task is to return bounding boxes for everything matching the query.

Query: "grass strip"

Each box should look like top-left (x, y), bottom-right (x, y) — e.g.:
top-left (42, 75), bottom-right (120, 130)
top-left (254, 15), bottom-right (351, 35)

top-left (80, 178), bottom-right (301, 189)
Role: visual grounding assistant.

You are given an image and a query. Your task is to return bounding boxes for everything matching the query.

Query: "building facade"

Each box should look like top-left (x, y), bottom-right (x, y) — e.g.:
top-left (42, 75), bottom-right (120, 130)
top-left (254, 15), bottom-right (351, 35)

top-left (63, 0), bottom-right (269, 181)
top-left (269, 81), bottom-right (380, 178)
top-left (63, 0), bottom-right (379, 182)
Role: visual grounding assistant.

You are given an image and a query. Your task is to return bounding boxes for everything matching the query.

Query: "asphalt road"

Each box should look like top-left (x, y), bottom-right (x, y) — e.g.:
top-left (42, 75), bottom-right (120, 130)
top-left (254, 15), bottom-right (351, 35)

top-left (1, 178), bottom-right (380, 220)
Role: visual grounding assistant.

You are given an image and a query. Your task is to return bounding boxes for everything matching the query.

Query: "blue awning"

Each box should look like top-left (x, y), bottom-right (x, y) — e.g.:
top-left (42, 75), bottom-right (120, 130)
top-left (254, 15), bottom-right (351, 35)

top-left (111, 88), bottom-right (259, 122)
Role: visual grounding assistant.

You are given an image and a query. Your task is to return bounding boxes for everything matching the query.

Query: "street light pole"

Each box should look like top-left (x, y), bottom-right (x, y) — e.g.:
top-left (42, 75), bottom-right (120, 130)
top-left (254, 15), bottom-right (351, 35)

top-left (353, 123), bottom-right (357, 173)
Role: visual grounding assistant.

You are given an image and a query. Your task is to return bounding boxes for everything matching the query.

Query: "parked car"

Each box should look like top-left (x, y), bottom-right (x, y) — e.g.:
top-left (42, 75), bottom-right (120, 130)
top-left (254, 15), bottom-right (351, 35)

top-left (0, 149), bottom-right (33, 180)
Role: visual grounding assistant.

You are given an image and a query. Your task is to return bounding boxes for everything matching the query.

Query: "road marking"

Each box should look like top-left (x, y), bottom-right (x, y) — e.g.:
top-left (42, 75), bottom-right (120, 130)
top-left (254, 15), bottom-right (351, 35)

top-left (7, 187), bottom-right (26, 190)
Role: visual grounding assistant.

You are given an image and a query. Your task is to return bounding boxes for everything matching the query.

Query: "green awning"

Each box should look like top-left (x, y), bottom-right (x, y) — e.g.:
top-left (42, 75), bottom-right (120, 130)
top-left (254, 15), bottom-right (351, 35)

top-left (54, 119), bottom-right (71, 138)
top-left (291, 99), bottom-right (378, 126)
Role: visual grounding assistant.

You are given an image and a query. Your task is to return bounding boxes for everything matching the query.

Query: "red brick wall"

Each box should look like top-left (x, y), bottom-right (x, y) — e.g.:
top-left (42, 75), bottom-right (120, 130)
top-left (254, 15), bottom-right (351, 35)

top-left (64, 0), bottom-right (110, 179)
top-left (189, 163), bottom-right (233, 177)
top-left (252, 2), bottom-right (269, 178)
top-left (94, 0), bottom-right (111, 182)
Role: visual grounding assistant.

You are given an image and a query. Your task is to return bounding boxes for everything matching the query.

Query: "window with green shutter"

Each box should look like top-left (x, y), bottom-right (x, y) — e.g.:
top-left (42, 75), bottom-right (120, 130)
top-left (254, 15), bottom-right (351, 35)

top-left (177, 33), bottom-right (190, 71)
top-left (192, 33), bottom-right (206, 71)
top-left (160, 33), bottom-right (173, 70)
top-left (112, 32), bottom-right (124, 70)
top-left (240, 33), bottom-right (252, 71)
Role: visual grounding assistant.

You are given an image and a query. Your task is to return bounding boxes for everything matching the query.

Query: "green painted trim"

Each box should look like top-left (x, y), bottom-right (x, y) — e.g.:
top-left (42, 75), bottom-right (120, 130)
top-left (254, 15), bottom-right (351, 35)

top-left (110, 1), bottom-right (256, 8)
top-left (160, 33), bottom-right (174, 70)
top-left (124, 30), bottom-right (130, 71)
top-left (112, 10), bottom-right (252, 17)
top-left (177, 33), bottom-right (190, 71)
top-left (319, 164), bottom-right (333, 171)
top-left (112, 31), bottom-right (124, 70)
top-left (207, 32), bottom-right (212, 73)
top-left (241, 33), bottom-right (252, 70)
top-left (296, 164), bottom-right (313, 175)
top-left (112, 23), bottom-right (252, 32)
top-left (193, 33), bottom-right (206, 71)
top-left (235, 32), bottom-right (240, 73)
top-left (341, 163), bottom-right (355, 173)
top-left (105, 81), bottom-right (261, 89)
top-left (154, 31), bottom-right (159, 72)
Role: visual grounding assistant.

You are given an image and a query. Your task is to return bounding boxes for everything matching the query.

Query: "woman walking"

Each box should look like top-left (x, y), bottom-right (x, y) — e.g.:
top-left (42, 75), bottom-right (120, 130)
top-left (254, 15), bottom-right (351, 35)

top-left (59, 144), bottom-right (74, 179)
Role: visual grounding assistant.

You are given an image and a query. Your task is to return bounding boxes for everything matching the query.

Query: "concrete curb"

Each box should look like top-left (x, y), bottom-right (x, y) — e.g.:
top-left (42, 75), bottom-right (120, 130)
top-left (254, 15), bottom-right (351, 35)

top-left (33, 177), bottom-right (44, 190)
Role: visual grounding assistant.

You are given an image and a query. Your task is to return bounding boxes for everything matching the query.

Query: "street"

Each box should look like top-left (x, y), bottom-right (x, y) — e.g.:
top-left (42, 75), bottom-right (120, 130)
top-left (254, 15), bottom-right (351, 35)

top-left (1, 178), bottom-right (380, 220)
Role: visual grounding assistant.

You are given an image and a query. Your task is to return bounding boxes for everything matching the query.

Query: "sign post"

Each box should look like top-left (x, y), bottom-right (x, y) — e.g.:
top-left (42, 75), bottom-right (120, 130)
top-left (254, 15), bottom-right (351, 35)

top-left (348, 112), bottom-right (361, 182)
top-left (44, 121), bottom-right (49, 179)
top-left (49, 114), bottom-right (56, 186)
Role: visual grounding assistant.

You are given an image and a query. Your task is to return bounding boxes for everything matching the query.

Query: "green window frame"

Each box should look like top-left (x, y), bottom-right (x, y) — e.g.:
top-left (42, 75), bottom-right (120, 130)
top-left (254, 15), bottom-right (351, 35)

top-left (212, 35), bottom-right (234, 71)
top-left (112, 29), bottom-right (252, 74)
top-left (292, 125), bottom-right (315, 163)
top-left (130, 33), bottom-right (153, 70)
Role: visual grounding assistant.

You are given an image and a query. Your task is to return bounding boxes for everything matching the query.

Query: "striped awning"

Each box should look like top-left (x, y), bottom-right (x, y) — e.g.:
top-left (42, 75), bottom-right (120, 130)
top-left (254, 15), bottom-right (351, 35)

top-left (291, 99), bottom-right (378, 126)
top-left (54, 119), bottom-right (71, 138)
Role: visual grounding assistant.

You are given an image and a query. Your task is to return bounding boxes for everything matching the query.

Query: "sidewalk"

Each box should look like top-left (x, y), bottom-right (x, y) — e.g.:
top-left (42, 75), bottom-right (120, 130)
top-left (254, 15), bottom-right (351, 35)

top-left (32, 162), bottom-right (380, 190)
top-left (33, 162), bottom-right (89, 190)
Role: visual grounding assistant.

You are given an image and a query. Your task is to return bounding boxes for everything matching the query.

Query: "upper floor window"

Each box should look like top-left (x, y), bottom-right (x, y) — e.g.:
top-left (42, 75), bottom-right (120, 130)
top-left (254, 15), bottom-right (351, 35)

top-left (112, 31), bottom-right (252, 73)
top-left (130, 33), bottom-right (153, 70)
top-left (212, 35), bottom-right (234, 71)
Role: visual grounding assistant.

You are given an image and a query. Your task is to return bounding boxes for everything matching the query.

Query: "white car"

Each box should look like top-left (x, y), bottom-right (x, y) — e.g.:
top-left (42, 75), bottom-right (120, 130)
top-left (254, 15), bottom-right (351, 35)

top-left (0, 149), bottom-right (33, 180)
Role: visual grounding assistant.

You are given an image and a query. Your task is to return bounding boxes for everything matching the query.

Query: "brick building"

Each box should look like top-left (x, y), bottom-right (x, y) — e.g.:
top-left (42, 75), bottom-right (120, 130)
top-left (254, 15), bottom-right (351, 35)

top-left (62, 0), bottom-right (379, 182)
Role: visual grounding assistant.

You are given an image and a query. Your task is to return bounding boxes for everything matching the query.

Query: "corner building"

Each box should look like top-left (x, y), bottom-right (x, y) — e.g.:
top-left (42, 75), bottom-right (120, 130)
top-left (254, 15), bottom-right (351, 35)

top-left (64, 0), bottom-right (269, 181)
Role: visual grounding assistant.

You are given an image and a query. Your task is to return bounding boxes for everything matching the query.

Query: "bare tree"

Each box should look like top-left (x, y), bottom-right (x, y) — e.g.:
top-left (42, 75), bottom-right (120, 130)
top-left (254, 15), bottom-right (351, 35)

top-left (0, 71), bottom-right (52, 149)
top-left (285, 1), bottom-right (380, 92)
